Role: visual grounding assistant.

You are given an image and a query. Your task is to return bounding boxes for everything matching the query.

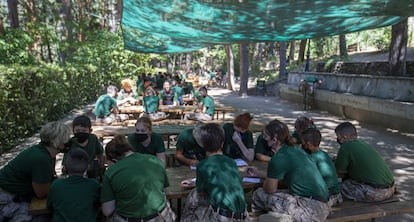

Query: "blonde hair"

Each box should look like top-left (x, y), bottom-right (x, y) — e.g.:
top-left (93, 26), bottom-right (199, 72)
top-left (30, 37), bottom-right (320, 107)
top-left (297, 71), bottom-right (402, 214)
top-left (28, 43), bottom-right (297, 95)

top-left (40, 121), bottom-right (71, 148)
top-left (135, 116), bottom-right (152, 131)
top-left (121, 79), bottom-right (134, 89)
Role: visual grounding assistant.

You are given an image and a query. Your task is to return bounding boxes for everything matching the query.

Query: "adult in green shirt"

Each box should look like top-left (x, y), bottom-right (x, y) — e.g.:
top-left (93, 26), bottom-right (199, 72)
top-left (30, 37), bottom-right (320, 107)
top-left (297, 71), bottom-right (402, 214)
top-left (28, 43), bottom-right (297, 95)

top-left (47, 148), bottom-right (100, 222)
top-left (302, 128), bottom-right (343, 207)
top-left (101, 135), bottom-right (175, 221)
top-left (0, 121), bottom-right (72, 221)
top-left (222, 113), bottom-right (255, 161)
top-left (181, 123), bottom-right (249, 221)
top-left (175, 123), bottom-right (206, 166)
top-left (251, 121), bottom-right (330, 222)
top-left (171, 80), bottom-right (184, 105)
top-left (335, 122), bottom-right (395, 202)
top-left (94, 85), bottom-right (118, 124)
top-left (184, 86), bottom-right (215, 121)
top-left (127, 116), bottom-right (167, 166)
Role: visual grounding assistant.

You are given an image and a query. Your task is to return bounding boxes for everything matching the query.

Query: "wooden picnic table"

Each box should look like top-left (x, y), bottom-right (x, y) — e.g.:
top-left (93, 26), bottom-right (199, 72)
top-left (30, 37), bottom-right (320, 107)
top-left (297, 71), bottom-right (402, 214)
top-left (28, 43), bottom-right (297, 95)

top-left (29, 160), bottom-right (268, 217)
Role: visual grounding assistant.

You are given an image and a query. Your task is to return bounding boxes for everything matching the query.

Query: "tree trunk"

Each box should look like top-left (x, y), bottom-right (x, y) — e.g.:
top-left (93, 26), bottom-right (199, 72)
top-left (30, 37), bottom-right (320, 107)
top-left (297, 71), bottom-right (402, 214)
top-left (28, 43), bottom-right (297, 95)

top-left (116, 0), bottom-right (123, 30)
top-left (77, 0), bottom-right (84, 41)
top-left (186, 53), bottom-right (191, 72)
top-left (255, 42), bottom-right (264, 62)
top-left (85, 0), bottom-right (92, 28)
top-left (57, 0), bottom-right (74, 64)
top-left (279, 41), bottom-right (287, 77)
top-left (389, 18), bottom-right (408, 76)
top-left (101, 0), bottom-right (106, 30)
top-left (289, 40), bottom-right (295, 63)
top-left (225, 45), bottom-right (235, 91)
top-left (239, 43), bottom-right (249, 97)
top-left (339, 34), bottom-right (348, 57)
top-left (0, 17), bottom-right (4, 33)
top-left (298, 39), bottom-right (307, 62)
top-left (268, 42), bottom-right (275, 56)
top-left (7, 0), bottom-right (19, 28)
top-left (167, 54), bottom-right (173, 73)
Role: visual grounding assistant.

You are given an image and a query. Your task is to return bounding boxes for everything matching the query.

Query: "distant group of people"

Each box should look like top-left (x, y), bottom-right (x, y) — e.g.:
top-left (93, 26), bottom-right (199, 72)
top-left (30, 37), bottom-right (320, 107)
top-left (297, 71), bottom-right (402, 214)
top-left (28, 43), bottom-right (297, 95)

top-left (94, 71), bottom-right (217, 124)
top-left (0, 109), bottom-right (397, 221)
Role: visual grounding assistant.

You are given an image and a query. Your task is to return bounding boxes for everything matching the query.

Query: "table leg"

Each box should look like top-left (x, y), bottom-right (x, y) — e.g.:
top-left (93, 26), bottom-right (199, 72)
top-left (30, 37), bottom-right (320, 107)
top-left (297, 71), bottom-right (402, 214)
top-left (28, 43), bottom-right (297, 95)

top-left (177, 198), bottom-right (182, 221)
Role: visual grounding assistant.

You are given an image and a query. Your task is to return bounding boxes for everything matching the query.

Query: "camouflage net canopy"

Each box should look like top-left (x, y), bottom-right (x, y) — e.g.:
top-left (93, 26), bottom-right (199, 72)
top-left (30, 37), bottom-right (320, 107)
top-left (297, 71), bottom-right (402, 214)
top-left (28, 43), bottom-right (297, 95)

top-left (122, 0), bottom-right (414, 53)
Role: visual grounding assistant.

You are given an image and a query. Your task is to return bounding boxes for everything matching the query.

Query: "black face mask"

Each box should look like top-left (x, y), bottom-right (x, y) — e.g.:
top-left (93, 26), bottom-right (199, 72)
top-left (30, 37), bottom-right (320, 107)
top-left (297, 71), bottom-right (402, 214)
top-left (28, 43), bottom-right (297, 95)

top-left (336, 138), bottom-right (343, 145)
top-left (135, 133), bottom-right (149, 142)
top-left (75, 132), bottom-right (89, 143)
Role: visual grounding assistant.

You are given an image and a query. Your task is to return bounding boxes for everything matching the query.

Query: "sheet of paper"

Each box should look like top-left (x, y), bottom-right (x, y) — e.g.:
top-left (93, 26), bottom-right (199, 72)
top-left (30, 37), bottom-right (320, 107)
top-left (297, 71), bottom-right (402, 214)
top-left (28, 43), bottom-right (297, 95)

top-left (234, 158), bottom-right (248, 167)
top-left (190, 166), bottom-right (197, 170)
top-left (242, 177), bottom-right (261, 183)
top-left (190, 178), bottom-right (196, 182)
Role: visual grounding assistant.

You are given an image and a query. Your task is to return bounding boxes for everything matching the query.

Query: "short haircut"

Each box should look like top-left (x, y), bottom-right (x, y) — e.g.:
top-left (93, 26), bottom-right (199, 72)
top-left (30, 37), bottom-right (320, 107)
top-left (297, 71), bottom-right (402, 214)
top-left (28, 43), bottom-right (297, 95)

top-left (301, 128), bottom-right (322, 147)
top-left (121, 79), bottom-right (134, 89)
top-left (64, 148), bottom-right (89, 175)
top-left (234, 112), bottom-right (253, 130)
top-left (192, 122), bottom-right (205, 147)
top-left (105, 135), bottom-right (134, 161)
top-left (294, 116), bottom-right (314, 136)
top-left (335, 122), bottom-right (357, 137)
top-left (199, 86), bottom-right (207, 93)
top-left (107, 85), bottom-right (118, 94)
top-left (264, 120), bottom-right (295, 146)
top-left (197, 123), bottom-right (225, 153)
top-left (72, 115), bottom-right (92, 129)
top-left (135, 116), bottom-right (152, 131)
top-left (40, 121), bottom-right (71, 148)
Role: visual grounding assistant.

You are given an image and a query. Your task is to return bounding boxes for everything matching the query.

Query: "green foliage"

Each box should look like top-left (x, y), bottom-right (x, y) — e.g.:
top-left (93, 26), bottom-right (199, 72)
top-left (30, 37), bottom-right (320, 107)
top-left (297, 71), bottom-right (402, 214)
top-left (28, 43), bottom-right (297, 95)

top-left (0, 28), bottom-right (35, 64)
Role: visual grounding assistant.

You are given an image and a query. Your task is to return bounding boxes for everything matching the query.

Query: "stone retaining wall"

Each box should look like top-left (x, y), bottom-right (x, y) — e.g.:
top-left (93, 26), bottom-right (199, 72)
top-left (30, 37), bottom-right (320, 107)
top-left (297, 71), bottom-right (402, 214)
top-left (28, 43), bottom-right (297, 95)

top-left (316, 61), bottom-right (414, 77)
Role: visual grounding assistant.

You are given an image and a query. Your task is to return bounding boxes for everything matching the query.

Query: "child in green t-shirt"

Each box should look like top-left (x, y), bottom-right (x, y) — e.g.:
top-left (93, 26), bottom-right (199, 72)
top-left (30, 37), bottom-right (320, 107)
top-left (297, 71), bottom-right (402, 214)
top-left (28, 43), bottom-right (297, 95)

top-left (47, 148), bottom-right (101, 222)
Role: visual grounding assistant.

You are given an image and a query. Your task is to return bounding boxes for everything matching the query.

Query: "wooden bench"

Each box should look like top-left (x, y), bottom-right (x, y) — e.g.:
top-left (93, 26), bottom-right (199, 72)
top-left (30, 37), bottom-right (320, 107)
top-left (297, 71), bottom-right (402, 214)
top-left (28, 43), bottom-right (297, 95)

top-left (326, 197), bottom-right (414, 222)
top-left (214, 105), bottom-right (236, 120)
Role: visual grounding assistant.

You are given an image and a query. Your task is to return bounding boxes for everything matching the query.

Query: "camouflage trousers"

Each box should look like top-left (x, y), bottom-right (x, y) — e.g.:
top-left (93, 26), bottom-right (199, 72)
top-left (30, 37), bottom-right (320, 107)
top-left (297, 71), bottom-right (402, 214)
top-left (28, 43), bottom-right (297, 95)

top-left (327, 193), bottom-right (343, 207)
top-left (105, 202), bottom-right (176, 222)
top-left (184, 113), bottom-right (212, 121)
top-left (341, 179), bottom-right (396, 202)
top-left (0, 190), bottom-right (32, 222)
top-left (251, 188), bottom-right (330, 222)
top-left (181, 189), bottom-right (251, 222)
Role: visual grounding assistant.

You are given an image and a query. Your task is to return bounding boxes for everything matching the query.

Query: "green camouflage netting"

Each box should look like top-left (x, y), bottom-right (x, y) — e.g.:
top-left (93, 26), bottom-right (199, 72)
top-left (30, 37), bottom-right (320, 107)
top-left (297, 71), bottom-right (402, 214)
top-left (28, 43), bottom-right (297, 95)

top-left (122, 0), bottom-right (414, 53)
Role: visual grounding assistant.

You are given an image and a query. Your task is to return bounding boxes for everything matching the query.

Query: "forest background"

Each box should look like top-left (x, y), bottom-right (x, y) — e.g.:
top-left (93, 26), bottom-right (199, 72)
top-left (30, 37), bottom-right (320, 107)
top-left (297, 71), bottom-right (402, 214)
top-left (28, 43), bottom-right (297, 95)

top-left (0, 1), bottom-right (413, 153)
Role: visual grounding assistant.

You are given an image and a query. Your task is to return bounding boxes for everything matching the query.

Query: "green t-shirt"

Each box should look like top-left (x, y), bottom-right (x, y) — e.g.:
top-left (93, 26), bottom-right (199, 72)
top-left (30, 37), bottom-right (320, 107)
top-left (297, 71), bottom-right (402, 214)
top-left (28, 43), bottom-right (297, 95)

top-left (158, 89), bottom-right (178, 105)
top-left (254, 134), bottom-right (275, 158)
top-left (143, 95), bottom-right (160, 113)
top-left (127, 133), bottom-right (165, 155)
top-left (0, 144), bottom-right (55, 197)
top-left (268, 145), bottom-right (329, 200)
top-left (202, 95), bottom-right (215, 116)
top-left (47, 175), bottom-right (100, 222)
top-left (303, 76), bottom-right (319, 83)
top-left (335, 139), bottom-right (394, 186)
top-left (65, 134), bottom-right (104, 164)
top-left (222, 123), bottom-right (254, 159)
top-left (173, 86), bottom-right (184, 97)
top-left (100, 153), bottom-right (168, 218)
top-left (94, 94), bottom-right (117, 118)
top-left (311, 150), bottom-right (342, 195)
top-left (176, 128), bottom-right (205, 161)
top-left (197, 155), bottom-right (247, 213)
top-left (137, 82), bottom-right (145, 96)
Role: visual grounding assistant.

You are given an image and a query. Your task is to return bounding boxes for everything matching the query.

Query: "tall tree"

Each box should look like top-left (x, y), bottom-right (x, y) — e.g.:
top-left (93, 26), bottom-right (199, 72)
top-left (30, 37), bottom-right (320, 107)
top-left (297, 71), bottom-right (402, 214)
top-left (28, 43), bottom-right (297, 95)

top-left (239, 43), bottom-right (249, 97)
top-left (57, 0), bottom-right (74, 64)
top-left (339, 34), bottom-right (348, 57)
top-left (298, 39), bottom-right (307, 62)
top-left (225, 45), bottom-right (235, 91)
top-left (279, 41), bottom-right (287, 77)
top-left (101, 0), bottom-right (106, 29)
top-left (288, 40), bottom-right (295, 63)
top-left (77, 0), bottom-right (84, 41)
top-left (389, 18), bottom-right (408, 76)
top-left (7, 0), bottom-right (19, 28)
top-left (255, 42), bottom-right (264, 62)
top-left (0, 16), bottom-right (4, 33)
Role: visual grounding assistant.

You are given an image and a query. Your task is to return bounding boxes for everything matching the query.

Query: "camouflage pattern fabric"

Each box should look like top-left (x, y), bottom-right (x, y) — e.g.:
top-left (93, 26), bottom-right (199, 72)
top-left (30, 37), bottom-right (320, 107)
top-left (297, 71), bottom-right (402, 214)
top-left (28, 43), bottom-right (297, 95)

top-left (341, 179), bottom-right (395, 202)
top-left (0, 191), bottom-right (32, 222)
top-left (181, 189), bottom-right (251, 222)
top-left (251, 188), bottom-right (330, 222)
top-left (105, 202), bottom-right (176, 222)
